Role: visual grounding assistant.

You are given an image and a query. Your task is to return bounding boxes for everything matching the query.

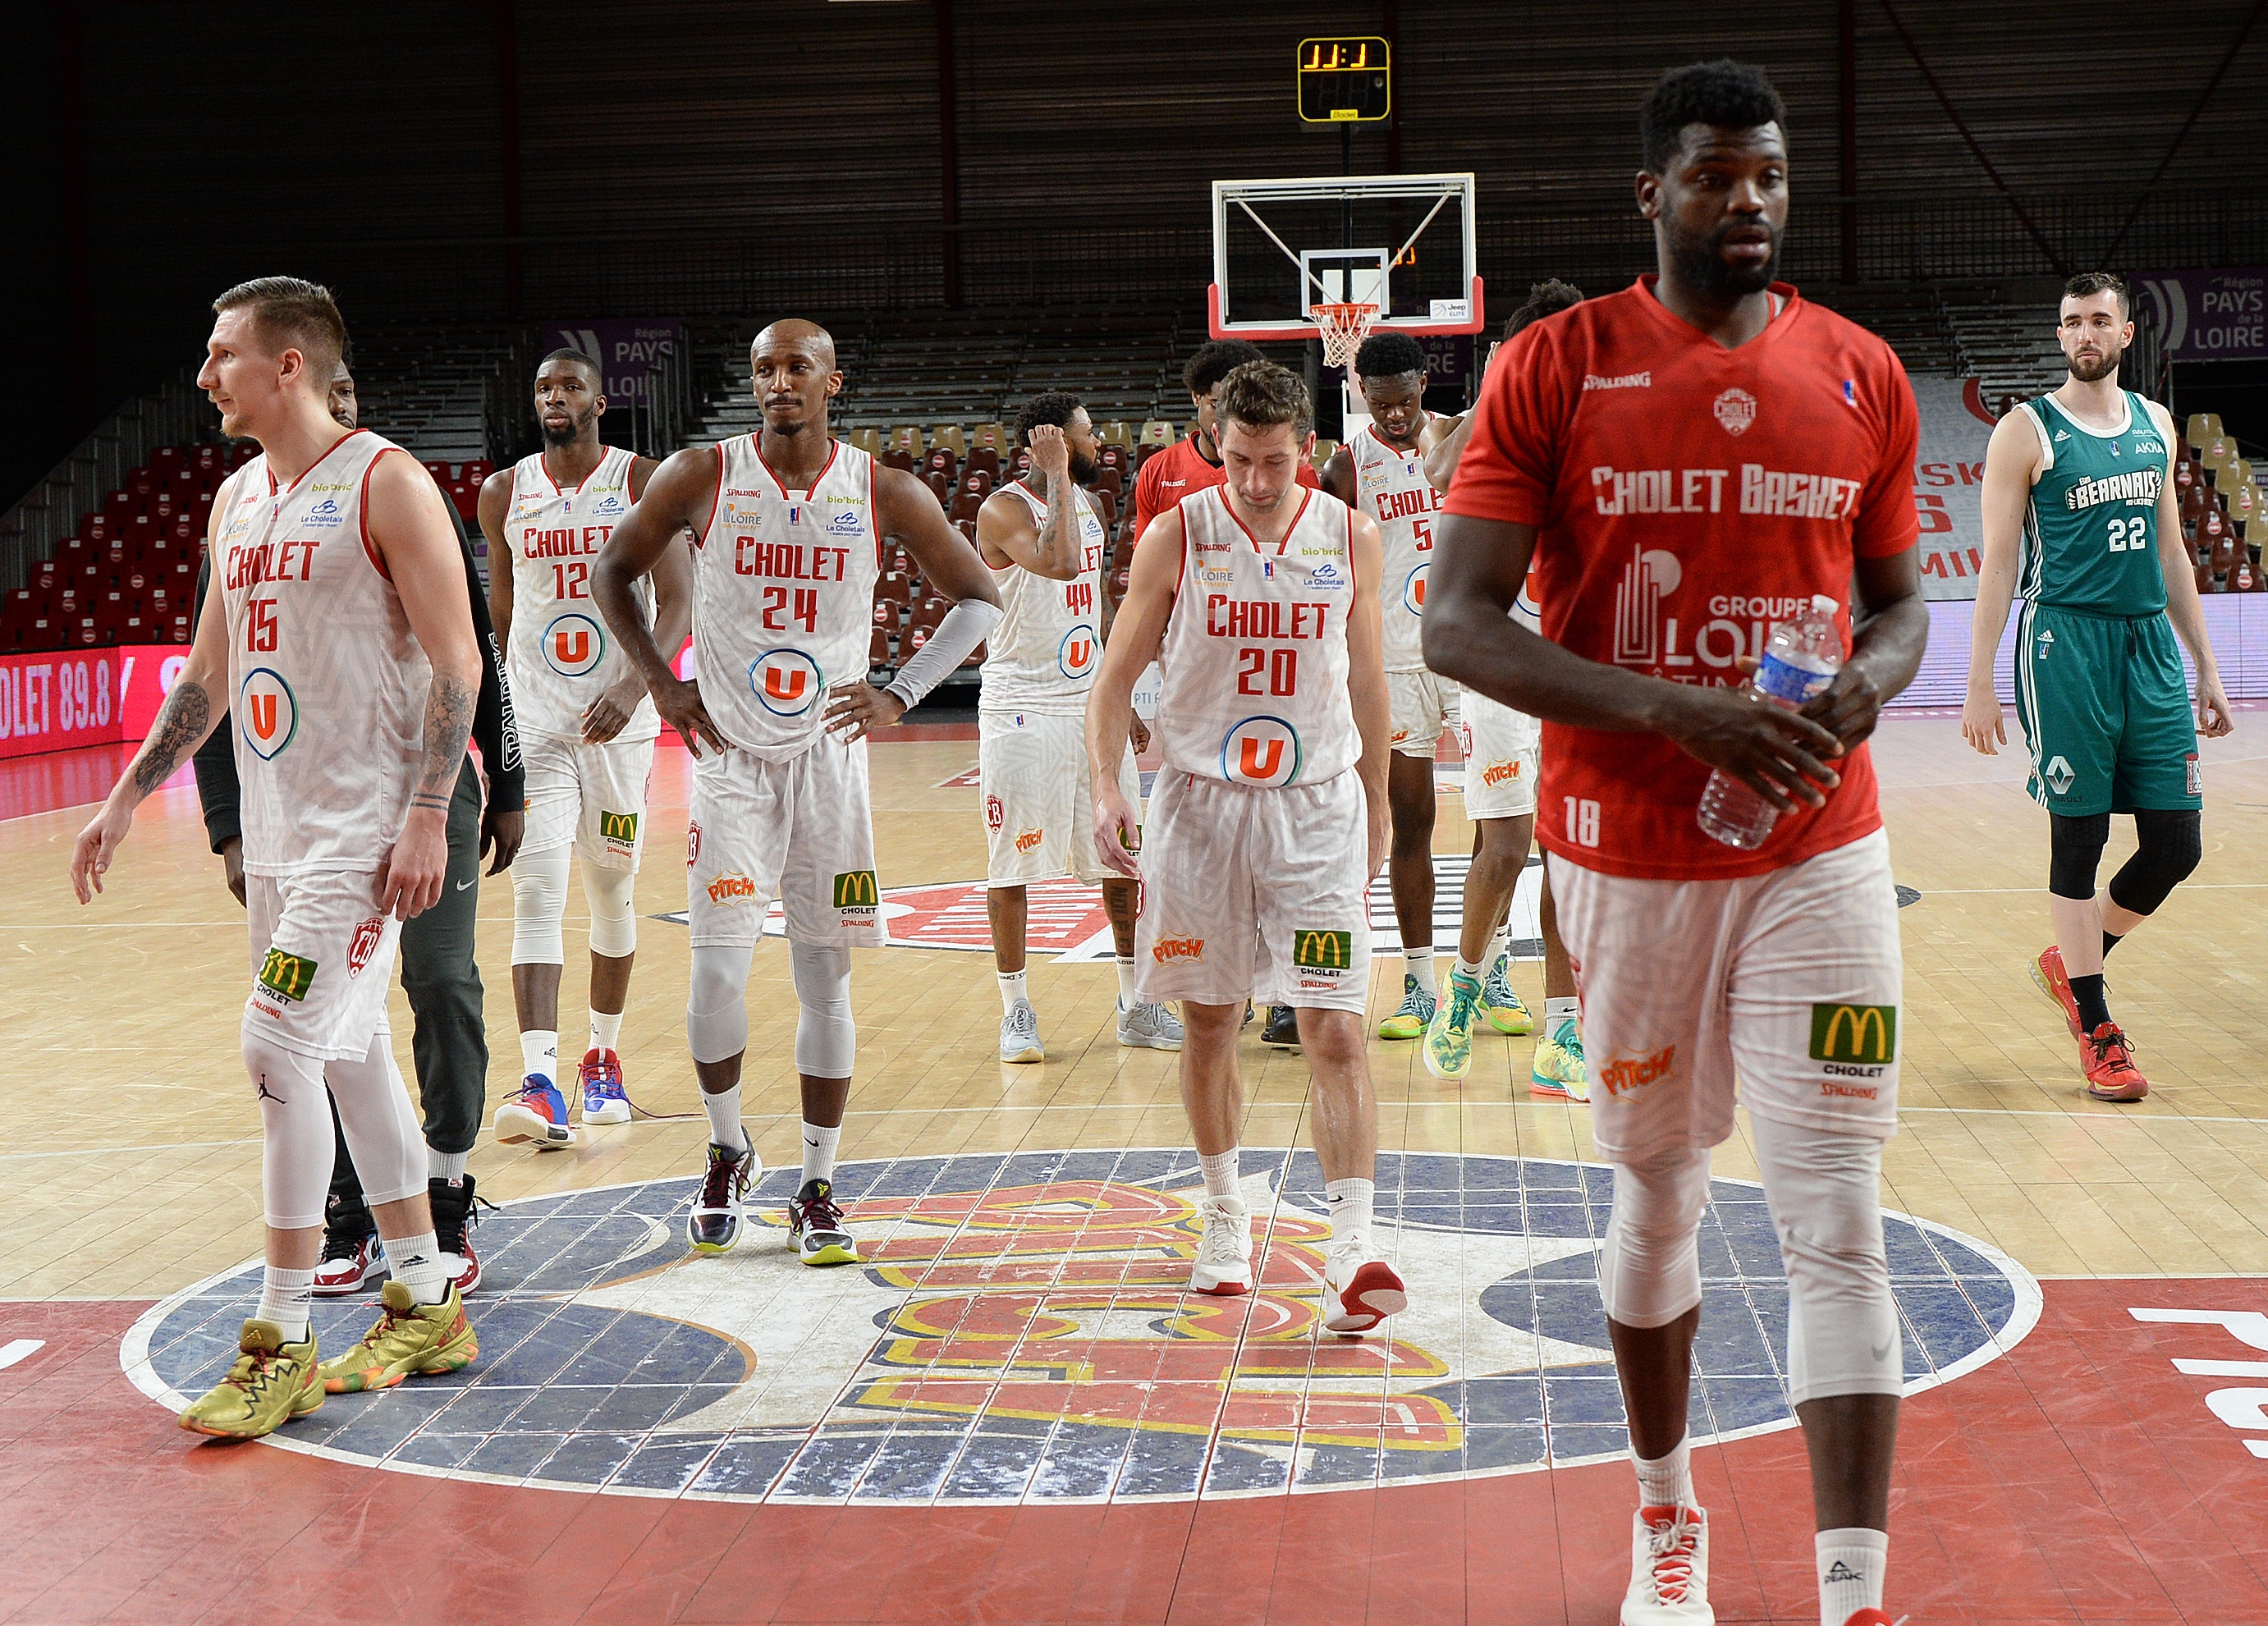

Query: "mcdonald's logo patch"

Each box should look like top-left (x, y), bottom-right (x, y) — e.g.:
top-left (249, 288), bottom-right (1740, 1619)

top-left (835, 870), bottom-right (880, 911)
top-left (257, 947), bottom-right (317, 1003)
top-left (346, 918), bottom-right (384, 978)
top-left (600, 809), bottom-right (639, 845)
top-left (1809, 1003), bottom-right (1898, 1065)
top-left (1291, 929), bottom-right (1354, 972)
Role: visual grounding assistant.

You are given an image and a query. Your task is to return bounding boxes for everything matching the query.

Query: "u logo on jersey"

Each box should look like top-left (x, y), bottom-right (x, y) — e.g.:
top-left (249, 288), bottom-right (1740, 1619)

top-left (238, 668), bottom-right (298, 760)
top-left (1222, 716), bottom-right (1303, 788)
top-left (1058, 623), bottom-right (1097, 681)
top-left (543, 611), bottom-right (607, 679)
top-left (1403, 563), bottom-right (1429, 617)
top-left (749, 648), bottom-right (824, 717)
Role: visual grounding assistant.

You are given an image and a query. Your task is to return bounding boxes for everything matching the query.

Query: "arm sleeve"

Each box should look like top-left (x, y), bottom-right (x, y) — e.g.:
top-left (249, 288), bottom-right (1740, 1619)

top-left (451, 503), bottom-right (524, 809)
top-left (188, 553), bottom-right (243, 854)
top-left (1441, 324), bottom-right (1564, 527)
top-left (1854, 348), bottom-right (1923, 559)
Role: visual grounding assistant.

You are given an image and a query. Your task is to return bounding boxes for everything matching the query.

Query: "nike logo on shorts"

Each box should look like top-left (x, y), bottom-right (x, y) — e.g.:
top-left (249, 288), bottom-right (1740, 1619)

top-left (456, 879), bottom-right (476, 891)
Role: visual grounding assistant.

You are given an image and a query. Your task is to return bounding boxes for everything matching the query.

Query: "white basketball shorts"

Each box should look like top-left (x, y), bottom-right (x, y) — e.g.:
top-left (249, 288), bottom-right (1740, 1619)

top-left (979, 708), bottom-right (1141, 887)
top-left (244, 869), bottom-right (405, 1063)
top-left (1459, 690), bottom-right (1541, 819)
top-left (1134, 767), bottom-right (1372, 1012)
top-left (520, 727), bottom-right (658, 871)
top-left (1548, 829), bottom-right (1902, 1161)
top-left (1386, 668), bottom-right (1459, 760)
top-left (686, 736), bottom-right (884, 950)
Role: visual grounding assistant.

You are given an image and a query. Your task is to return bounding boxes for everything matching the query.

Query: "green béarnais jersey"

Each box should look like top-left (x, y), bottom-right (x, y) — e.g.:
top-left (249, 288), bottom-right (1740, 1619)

top-left (2018, 390), bottom-right (2169, 617)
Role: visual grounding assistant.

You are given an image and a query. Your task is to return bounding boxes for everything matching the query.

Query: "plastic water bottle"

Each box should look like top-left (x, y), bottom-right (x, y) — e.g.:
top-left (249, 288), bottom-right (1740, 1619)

top-left (1696, 593), bottom-right (1844, 850)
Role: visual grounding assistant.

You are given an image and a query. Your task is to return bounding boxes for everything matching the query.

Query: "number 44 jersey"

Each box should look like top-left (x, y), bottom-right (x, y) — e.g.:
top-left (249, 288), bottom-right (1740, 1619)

top-left (506, 444), bottom-right (658, 742)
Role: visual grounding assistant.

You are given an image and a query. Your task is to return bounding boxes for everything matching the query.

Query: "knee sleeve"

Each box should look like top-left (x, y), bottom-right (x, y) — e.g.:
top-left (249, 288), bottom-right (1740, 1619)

top-left (1598, 1146), bottom-right (1712, 1330)
top-left (687, 941), bottom-right (754, 1065)
top-left (241, 1028), bottom-right (335, 1231)
top-left (324, 1026), bottom-right (427, 1208)
top-left (581, 860), bottom-right (639, 959)
top-left (790, 942), bottom-right (856, 1079)
top-left (1748, 1112), bottom-right (1900, 1407)
top-left (511, 840), bottom-right (570, 965)
top-left (2046, 811), bottom-right (2110, 900)
top-left (2107, 808), bottom-right (2202, 918)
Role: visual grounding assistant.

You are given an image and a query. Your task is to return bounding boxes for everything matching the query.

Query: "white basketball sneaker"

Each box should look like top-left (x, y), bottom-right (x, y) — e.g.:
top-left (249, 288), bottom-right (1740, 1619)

top-left (1321, 1239), bottom-right (1407, 1335)
top-left (1622, 1505), bottom-right (1712, 1624)
top-left (998, 999), bottom-right (1044, 1064)
top-left (1189, 1194), bottom-right (1253, 1294)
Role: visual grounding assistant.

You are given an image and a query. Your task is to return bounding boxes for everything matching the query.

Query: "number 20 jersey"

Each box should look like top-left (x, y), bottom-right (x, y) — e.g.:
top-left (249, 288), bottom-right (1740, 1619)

top-left (691, 436), bottom-right (880, 760)
top-left (1156, 486), bottom-right (1359, 789)
top-left (506, 445), bottom-right (657, 741)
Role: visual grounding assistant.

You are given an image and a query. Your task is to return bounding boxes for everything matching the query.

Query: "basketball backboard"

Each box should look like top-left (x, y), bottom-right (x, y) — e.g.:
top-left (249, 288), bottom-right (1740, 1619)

top-left (1209, 173), bottom-right (1482, 342)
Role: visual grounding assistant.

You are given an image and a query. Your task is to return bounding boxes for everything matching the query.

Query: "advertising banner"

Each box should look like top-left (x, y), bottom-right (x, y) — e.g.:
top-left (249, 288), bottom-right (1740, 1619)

top-left (2133, 268), bottom-right (2268, 364)
top-left (1910, 377), bottom-right (1999, 601)
top-left (0, 645), bottom-right (181, 762)
top-left (542, 319), bottom-right (684, 404)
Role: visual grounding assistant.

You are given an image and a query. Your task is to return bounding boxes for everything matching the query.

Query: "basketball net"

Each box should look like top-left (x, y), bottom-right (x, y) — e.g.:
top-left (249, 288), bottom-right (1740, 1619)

top-left (1313, 302), bottom-right (1380, 370)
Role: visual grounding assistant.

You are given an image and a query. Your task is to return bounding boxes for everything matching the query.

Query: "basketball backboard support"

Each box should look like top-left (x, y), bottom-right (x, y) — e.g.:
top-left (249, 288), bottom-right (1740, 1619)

top-left (1209, 173), bottom-right (1482, 342)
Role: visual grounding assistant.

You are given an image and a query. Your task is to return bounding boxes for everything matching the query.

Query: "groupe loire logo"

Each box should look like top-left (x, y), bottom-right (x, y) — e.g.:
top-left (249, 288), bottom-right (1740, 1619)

top-left (1712, 387), bottom-right (1758, 437)
top-left (749, 648), bottom-right (824, 717)
top-left (121, 1150), bottom-right (2037, 1505)
top-left (543, 612), bottom-right (607, 678)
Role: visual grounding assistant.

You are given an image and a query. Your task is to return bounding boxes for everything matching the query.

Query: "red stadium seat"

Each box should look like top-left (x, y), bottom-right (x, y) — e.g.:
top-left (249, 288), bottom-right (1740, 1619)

top-left (422, 460), bottom-right (453, 485)
top-left (1089, 488), bottom-right (1119, 526)
top-left (880, 451), bottom-right (915, 474)
top-left (924, 471), bottom-right (953, 508)
top-left (964, 448), bottom-right (1001, 482)
top-left (948, 492), bottom-right (984, 526)
top-left (869, 627), bottom-right (893, 669)
top-left (461, 460), bottom-right (494, 485)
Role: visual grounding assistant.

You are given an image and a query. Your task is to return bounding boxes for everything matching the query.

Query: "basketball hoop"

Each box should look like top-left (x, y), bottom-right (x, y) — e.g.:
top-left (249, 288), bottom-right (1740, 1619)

top-left (1313, 302), bottom-right (1380, 369)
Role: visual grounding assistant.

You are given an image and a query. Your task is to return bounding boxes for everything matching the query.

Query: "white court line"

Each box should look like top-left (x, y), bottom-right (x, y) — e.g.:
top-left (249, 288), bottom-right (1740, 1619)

top-left (0, 1339), bottom-right (44, 1370)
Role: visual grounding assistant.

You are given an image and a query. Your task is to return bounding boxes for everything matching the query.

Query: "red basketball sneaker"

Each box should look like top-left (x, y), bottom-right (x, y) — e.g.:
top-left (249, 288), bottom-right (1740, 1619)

top-left (2082, 1022), bottom-right (2148, 1102)
top-left (2029, 945), bottom-right (2086, 1041)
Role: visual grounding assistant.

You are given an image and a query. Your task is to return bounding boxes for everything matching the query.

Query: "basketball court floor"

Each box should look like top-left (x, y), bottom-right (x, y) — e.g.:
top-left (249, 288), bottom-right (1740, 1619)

top-left (2, 708), bottom-right (2265, 1624)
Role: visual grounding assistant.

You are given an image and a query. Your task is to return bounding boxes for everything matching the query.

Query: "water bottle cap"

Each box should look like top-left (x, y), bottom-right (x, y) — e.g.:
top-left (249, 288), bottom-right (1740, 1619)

top-left (1810, 593), bottom-right (1837, 613)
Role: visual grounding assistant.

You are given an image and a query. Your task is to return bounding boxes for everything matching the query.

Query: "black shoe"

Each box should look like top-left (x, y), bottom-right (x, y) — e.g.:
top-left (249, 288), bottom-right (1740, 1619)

top-left (786, 1177), bottom-right (861, 1266)
top-left (311, 1222), bottom-right (383, 1298)
top-left (427, 1174), bottom-right (493, 1295)
top-left (1262, 1005), bottom-right (1299, 1047)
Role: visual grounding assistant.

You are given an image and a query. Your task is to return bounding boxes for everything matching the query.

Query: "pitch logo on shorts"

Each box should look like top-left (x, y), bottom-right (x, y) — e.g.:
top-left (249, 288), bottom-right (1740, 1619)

top-left (835, 870), bottom-right (880, 928)
top-left (543, 611), bottom-right (607, 678)
top-left (1479, 758), bottom-right (1523, 787)
top-left (1596, 1044), bottom-right (1675, 1099)
top-left (749, 648), bottom-right (823, 717)
top-left (1810, 1003), bottom-right (1897, 1070)
top-left (1058, 624), bottom-right (1097, 680)
top-left (346, 918), bottom-right (385, 979)
top-left (257, 946), bottom-right (317, 1003)
top-left (237, 668), bottom-right (298, 761)
top-left (1221, 717), bottom-right (1303, 788)
top-left (1014, 828), bottom-right (1043, 854)
top-left (707, 873), bottom-right (758, 906)
top-left (1152, 936), bottom-right (1203, 964)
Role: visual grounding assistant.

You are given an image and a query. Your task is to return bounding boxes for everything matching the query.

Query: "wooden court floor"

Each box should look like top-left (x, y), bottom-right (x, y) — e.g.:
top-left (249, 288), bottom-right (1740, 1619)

top-left (2, 708), bottom-right (2264, 1624)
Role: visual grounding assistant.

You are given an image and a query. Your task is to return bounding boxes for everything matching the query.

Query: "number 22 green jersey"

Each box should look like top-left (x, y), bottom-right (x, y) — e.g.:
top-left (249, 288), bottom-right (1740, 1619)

top-left (2018, 391), bottom-right (2169, 617)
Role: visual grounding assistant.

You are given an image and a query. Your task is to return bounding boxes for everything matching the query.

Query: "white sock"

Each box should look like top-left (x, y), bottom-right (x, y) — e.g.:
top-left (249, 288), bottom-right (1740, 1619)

top-left (801, 1120), bottom-right (841, 1186)
top-left (520, 1028), bottom-right (558, 1087)
top-left (703, 1084), bottom-right (747, 1152)
top-left (1324, 1176), bottom-right (1374, 1245)
top-left (1817, 1528), bottom-right (1888, 1625)
top-left (428, 1147), bottom-right (469, 1184)
top-left (257, 1265), bottom-right (316, 1343)
top-left (384, 1230), bottom-right (447, 1305)
top-left (1116, 955), bottom-right (1139, 1009)
top-left (590, 1008), bottom-right (623, 1053)
top-left (1488, 922), bottom-right (1510, 970)
top-left (1198, 1147), bottom-right (1240, 1199)
top-left (1545, 996), bottom-right (1580, 1033)
top-left (1453, 953), bottom-right (1486, 982)
top-left (1633, 1435), bottom-right (1693, 1510)
top-left (997, 969), bottom-right (1028, 1015)
top-left (1404, 948), bottom-right (1436, 997)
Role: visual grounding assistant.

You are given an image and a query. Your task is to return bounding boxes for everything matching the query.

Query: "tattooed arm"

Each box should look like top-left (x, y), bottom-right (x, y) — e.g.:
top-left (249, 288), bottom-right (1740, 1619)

top-left (369, 451), bottom-right (484, 920)
top-left (71, 529), bottom-right (233, 903)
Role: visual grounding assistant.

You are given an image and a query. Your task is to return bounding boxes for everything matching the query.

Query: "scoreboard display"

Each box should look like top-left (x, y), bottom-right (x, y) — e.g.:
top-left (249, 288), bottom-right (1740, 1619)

top-left (1297, 37), bottom-right (1391, 123)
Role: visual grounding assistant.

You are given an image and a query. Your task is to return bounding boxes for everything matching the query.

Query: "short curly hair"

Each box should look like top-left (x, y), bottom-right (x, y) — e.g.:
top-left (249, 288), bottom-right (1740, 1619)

top-left (1352, 331), bottom-right (1427, 380)
top-left (1215, 360), bottom-right (1313, 442)
top-left (1182, 339), bottom-right (1268, 398)
top-left (2064, 271), bottom-right (2130, 320)
top-left (1503, 279), bottom-right (1584, 341)
top-left (1640, 60), bottom-right (1786, 174)
top-left (1015, 390), bottom-right (1084, 451)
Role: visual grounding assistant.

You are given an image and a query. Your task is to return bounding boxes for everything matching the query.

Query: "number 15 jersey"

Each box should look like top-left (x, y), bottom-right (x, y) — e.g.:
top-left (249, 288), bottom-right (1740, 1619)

top-left (506, 445), bottom-right (658, 742)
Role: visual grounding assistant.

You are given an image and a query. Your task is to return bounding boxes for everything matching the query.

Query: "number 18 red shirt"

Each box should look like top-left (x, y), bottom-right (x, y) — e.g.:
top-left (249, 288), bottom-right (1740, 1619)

top-left (1443, 277), bottom-right (1921, 881)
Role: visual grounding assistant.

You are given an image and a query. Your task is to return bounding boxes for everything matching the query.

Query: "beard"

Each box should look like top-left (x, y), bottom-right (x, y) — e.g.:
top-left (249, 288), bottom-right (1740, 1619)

top-left (1665, 215), bottom-right (1780, 299)
top-left (2068, 343), bottom-right (2124, 383)
top-left (541, 405), bottom-right (597, 447)
top-left (1068, 449), bottom-right (1102, 486)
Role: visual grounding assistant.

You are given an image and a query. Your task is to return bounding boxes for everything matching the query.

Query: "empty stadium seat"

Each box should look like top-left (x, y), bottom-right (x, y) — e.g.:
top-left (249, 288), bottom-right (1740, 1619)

top-left (1138, 419), bottom-right (1177, 448)
top-left (880, 450), bottom-right (915, 474)
top-left (869, 626), bottom-right (893, 670)
top-left (964, 447), bottom-right (1001, 482)
top-left (930, 424), bottom-right (967, 460)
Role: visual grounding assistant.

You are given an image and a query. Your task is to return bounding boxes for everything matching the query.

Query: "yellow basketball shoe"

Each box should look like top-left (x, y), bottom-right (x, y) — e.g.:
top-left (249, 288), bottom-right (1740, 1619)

top-left (178, 1321), bottom-right (323, 1439)
top-left (1423, 968), bottom-right (1484, 1082)
top-left (317, 1280), bottom-right (478, 1394)
top-left (1531, 1016), bottom-right (1590, 1102)
top-left (1377, 973), bottom-right (1436, 1040)
top-left (1482, 955), bottom-right (1535, 1036)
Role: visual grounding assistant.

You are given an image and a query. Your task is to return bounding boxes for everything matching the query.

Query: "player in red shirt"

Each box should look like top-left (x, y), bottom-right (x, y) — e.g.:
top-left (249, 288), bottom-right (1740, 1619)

top-left (1129, 339), bottom-right (1322, 552)
top-left (1428, 63), bottom-right (1927, 1626)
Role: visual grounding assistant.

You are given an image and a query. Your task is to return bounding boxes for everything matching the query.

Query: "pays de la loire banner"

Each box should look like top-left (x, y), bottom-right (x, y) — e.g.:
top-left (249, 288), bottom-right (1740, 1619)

top-left (1910, 376), bottom-right (1999, 602)
top-left (542, 318), bottom-right (684, 405)
top-left (2133, 268), bottom-right (2268, 364)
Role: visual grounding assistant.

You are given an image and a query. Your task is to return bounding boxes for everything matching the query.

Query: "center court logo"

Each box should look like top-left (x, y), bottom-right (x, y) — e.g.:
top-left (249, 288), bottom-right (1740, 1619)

top-left (543, 611), bottom-right (607, 679)
top-left (749, 649), bottom-right (823, 717)
top-left (1221, 716), bottom-right (1303, 787)
top-left (124, 1149), bottom-right (2037, 1506)
top-left (237, 668), bottom-right (298, 760)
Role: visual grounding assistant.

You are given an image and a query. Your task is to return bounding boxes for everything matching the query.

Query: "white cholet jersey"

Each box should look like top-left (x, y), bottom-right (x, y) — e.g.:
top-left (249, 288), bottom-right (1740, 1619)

top-left (1349, 421), bottom-right (1444, 672)
top-left (691, 436), bottom-right (880, 760)
top-left (1155, 486), bottom-right (1359, 788)
top-left (978, 479), bottom-right (1107, 716)
top-left (505, 444), bottom-right (657, 741)
top-left (216, 429), bottom-right (432, 876)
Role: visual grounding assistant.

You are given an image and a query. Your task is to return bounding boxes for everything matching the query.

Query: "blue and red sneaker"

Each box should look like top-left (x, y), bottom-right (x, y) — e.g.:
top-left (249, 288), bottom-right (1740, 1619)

top-left (578, 1047), bottom-right (631, 1126)
top-left (493, 1074), bottom-right (575, 1150)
